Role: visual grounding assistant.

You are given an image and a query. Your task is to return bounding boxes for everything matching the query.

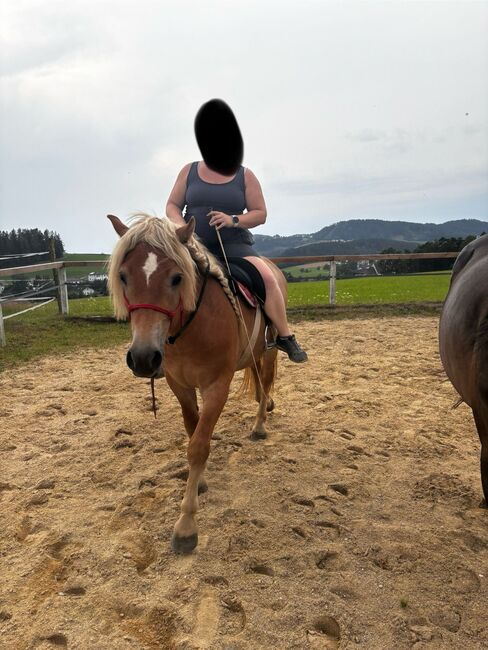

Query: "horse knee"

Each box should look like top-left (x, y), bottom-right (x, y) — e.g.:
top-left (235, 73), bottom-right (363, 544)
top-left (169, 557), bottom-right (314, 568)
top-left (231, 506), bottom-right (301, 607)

top-left (187, 436), bottom-right (210, 467)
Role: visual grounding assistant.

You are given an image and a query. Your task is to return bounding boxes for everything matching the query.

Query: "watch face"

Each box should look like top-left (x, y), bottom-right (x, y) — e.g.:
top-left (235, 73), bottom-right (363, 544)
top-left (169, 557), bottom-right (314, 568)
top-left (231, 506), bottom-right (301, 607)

top-left (232, 215), bottom-right (239, 225)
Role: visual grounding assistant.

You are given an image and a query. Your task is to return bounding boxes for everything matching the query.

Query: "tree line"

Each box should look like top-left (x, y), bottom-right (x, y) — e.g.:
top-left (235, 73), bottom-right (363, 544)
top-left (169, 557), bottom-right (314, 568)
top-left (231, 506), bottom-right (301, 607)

top-left (0, 228), bottom-right (65, 269)
top-left (377, 235), bottom-right (479, 274)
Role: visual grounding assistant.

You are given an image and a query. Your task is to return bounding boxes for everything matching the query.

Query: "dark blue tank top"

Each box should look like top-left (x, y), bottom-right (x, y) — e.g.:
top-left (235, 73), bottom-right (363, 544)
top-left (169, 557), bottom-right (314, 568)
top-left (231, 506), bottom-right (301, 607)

top-left (184, 162), bottom-right (255, 256)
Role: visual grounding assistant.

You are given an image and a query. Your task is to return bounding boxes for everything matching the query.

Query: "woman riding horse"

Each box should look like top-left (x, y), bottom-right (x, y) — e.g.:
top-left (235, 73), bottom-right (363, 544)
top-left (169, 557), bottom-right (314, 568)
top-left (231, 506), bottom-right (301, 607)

top-left (108, 212), bottom-right (284, 553)
top-left (165, 99), bottom-right (308, 364)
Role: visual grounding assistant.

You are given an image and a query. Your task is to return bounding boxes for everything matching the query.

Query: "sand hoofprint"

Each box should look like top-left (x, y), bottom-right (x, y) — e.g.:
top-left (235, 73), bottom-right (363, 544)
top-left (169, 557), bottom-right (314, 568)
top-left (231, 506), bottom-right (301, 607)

top-left (1, 317), bottom-right (487, 649)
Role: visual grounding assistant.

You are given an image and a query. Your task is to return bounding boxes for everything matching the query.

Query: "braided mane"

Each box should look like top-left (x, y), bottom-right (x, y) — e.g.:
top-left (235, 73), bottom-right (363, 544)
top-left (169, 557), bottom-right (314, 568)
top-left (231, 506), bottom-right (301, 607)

top-left (108, 214), bottom-right (239, 320)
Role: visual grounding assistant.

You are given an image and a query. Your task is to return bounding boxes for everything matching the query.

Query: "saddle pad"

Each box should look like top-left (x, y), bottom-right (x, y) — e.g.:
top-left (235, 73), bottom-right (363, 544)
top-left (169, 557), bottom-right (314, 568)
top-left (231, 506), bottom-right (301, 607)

top-left (237, 282), bottom-right (258, 308)
top-left (225, 257), bottom-right (266, 304)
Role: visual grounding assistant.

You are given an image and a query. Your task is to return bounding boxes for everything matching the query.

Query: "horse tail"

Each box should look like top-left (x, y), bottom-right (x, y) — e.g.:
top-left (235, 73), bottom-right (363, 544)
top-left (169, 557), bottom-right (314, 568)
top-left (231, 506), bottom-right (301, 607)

top-left (241, 360), bottom-right (262, 402)
top-left (240, 352), bottom-right (278, 405)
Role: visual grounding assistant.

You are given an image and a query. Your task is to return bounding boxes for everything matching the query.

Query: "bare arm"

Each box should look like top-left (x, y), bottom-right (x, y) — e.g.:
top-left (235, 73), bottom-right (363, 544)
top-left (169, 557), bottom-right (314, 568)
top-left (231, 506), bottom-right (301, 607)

top-left (240, 168), bottom-right (267, 227)
top-left (208, 168), bottom-right (267, 230)
top-left (165, 163), bottom-right (192, 226)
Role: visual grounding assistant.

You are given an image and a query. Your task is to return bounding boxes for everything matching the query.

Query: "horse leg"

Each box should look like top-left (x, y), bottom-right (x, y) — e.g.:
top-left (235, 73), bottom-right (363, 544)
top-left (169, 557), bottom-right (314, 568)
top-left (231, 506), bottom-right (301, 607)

top-left (250, 348), bottom-right (277, 441)
top-left (473, 407), bottom-right (488, 505)
top-left (165, 374), bottom-right (209, 494)
top-left (166, 374), bottom-right (199, 436)
top-left (171, 377), bottom-right (231, 553)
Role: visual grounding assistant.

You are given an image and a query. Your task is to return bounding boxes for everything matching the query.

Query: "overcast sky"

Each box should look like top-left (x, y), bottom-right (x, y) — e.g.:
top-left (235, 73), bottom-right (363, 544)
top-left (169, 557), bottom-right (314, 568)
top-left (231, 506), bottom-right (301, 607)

top-left (1, 0), bottom-right (487, 252)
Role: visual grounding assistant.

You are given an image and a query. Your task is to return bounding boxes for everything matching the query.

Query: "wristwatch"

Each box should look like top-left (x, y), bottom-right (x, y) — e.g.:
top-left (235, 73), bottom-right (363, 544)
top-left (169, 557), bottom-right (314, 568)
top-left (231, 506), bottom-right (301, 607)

top-left (231, 215), bottom-right (240, 227)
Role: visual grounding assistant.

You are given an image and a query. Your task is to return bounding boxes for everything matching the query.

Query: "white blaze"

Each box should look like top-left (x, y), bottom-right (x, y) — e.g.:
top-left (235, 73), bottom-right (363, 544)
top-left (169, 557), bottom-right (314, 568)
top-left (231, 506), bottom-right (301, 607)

top-left (142, 252), bottom-right (158, 285)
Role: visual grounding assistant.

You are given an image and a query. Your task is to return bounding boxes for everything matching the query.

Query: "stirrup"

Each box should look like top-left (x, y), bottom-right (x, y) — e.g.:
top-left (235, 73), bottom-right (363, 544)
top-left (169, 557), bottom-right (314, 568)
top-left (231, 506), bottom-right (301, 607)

top-left (265, 324), bottom-right (276, 350)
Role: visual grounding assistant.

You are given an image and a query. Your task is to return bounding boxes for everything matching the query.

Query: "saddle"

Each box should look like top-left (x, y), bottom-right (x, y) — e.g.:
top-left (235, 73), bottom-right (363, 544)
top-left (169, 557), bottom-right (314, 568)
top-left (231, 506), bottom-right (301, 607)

top-left (224, 257), bottom-right (266, 308)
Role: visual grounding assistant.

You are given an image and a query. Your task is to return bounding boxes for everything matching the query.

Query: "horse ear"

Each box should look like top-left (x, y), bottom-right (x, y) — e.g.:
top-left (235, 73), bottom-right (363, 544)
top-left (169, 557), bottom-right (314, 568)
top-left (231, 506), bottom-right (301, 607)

top-left (176, 217), bottom-right (195, 244)
top-left (107, 214), bottom-right (128, 237)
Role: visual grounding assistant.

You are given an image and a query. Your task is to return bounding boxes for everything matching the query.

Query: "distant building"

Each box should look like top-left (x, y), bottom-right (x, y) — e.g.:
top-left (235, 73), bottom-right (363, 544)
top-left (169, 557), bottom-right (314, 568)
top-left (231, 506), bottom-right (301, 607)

top-left (87, 272), bottom-right (108, 282)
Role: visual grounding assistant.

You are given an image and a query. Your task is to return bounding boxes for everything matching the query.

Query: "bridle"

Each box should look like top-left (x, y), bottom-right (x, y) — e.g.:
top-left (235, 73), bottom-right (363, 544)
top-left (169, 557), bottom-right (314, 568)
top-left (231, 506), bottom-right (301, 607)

top-left (123, 293), bottom-right (184, 326)
top-left (122, 259), bottom-right (210, 345)
top-left (123, 260), bottom-right (210, 418)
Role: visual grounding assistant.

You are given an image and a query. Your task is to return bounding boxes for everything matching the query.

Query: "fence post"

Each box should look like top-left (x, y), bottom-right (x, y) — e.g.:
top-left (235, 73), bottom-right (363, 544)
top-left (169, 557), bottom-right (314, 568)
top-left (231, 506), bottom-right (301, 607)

top-left (329, 260), bottom-right (336, 305)
top-left (49, 238), bottom-right (62, 314)
top-left (59, 266), bottom-right (69, 315)
top-left (0, 302), bottom-right (5, 346)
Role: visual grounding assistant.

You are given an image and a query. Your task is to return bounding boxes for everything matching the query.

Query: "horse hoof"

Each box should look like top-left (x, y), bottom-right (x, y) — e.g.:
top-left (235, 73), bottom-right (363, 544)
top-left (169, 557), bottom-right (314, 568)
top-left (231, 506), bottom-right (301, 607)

top-left (198, 479), bottom-right (208, 495)
top-left (266, 399), bottom-right (275, 412)
top-left (250, 430), bottom-right (267, 441)
top-left (171, 532), bottom-right (198, 554)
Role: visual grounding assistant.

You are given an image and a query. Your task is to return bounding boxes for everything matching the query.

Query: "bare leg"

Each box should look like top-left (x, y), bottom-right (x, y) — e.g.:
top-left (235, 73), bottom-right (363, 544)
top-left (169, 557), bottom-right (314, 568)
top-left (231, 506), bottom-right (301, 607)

top-left (244, 256), bottom-right (290, 336)
top-left (171, 377), bottom-right (231, 553)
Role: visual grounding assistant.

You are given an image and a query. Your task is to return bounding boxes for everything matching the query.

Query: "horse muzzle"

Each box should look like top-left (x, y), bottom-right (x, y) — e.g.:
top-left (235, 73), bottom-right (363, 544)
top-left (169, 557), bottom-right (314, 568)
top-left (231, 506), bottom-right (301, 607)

top-left (126, 345), bottom-right (164, 378)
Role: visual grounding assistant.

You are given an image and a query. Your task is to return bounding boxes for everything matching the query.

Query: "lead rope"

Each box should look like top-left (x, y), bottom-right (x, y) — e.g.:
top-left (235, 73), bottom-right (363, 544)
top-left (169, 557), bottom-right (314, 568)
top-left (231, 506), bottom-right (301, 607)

top-left (214, 225), bottom-right (270, 402)
top-left (150, 376), bottom-right (157, 418)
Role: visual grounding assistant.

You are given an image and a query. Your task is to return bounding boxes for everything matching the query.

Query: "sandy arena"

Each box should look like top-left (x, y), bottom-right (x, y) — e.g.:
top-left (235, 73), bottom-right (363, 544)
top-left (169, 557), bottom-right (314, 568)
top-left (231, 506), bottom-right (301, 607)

top-left (1, 316), bottom-right (487, 649)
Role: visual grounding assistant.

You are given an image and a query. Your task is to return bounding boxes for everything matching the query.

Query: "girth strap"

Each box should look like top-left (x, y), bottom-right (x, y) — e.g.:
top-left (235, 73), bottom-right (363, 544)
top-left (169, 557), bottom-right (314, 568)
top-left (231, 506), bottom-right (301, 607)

top-left (236, 304), bottom-right (262, 367)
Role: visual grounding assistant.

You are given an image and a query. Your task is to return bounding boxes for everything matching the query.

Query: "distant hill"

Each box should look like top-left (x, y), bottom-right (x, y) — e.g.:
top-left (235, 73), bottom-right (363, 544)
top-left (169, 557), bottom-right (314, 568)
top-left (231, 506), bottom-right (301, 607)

top-left (253, 219), bottom-right (488, 257)
top-left (280, 238), bottom-right (419, 257)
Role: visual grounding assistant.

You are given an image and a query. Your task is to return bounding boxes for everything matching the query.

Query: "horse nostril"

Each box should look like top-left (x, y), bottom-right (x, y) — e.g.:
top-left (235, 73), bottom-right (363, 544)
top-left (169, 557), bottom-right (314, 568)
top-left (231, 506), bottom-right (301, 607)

top-left (151, 350), bottom-right (163, 372)
top-left (126, 350), bottom-right (135, 370)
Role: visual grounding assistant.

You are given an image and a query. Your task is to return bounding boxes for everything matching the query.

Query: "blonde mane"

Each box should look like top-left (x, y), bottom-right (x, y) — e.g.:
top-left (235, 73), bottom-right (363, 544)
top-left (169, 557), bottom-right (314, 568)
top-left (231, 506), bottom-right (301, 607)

top-left (108, 214), bottom-right (238, 320)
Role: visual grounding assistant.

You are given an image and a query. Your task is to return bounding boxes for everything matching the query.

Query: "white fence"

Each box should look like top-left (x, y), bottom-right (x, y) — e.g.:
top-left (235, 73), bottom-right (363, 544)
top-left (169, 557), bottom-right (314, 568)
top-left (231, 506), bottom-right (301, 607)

top-left (0, 262), bottom-right (68, 346)
top-left (0, 253), bottom-right (458, 347)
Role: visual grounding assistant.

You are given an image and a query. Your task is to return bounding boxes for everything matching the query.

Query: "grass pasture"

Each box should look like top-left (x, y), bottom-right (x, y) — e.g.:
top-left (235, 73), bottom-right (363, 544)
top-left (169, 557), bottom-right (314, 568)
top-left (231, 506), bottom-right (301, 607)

top-left (0, 297), bottom-right (128, 369)
top-left (280, 262), bottom-right (329, 279)
top-left (287, 272), bottom-right (451, 307)
top-left (0, 253), bottom-right (109, 282)
top-left (63, 253), bottom-right (109, 279)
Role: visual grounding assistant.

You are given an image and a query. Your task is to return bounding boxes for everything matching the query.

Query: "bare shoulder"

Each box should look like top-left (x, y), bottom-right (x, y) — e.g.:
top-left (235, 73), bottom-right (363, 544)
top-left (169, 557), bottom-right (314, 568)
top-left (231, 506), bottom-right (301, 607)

top-left (178, 162), bottom-right (193, 178)
top-left (243, 167), bottom-right (262, 187)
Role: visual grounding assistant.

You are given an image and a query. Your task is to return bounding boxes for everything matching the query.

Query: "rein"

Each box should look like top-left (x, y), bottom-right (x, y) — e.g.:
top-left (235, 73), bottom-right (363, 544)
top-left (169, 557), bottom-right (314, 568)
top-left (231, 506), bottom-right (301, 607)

top-left (214, 227), bottom-right (270, 402)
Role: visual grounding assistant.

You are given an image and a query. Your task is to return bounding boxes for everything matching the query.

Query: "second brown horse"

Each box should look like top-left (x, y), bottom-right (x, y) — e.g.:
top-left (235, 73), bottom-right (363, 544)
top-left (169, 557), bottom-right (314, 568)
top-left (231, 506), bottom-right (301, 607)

top-left (440, 234), bottom-right (488, 506)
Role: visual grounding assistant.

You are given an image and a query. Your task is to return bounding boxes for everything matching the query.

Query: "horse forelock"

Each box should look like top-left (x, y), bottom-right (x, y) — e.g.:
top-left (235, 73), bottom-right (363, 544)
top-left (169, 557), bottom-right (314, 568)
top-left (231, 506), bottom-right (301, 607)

top-left (107, 214), bottom-right (237, 320)
top-left (108, 215), bottom-right (198, 319)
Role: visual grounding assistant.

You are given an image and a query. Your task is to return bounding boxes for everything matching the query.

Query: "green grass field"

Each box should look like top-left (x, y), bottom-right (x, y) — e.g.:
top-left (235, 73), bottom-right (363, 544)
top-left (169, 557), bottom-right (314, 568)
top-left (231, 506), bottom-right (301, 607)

top-left (287, 273), bottom-right (451, 307)
top-left (0, 253), bottom-right (109, 281)
top-left (0, 297), bottom-right (129, 369)
top-left (63, 253), bottom-right (109, 278)
top-left (281, 263), bottom-right (329, 279)
top-left (0, 272), bottom-right (450, 370)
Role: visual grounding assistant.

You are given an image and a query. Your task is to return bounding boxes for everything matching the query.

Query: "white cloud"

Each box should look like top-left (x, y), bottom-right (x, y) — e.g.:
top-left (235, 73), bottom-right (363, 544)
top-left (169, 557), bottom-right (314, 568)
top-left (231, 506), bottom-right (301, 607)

top-left (0, 0), bottom-right (487, 250)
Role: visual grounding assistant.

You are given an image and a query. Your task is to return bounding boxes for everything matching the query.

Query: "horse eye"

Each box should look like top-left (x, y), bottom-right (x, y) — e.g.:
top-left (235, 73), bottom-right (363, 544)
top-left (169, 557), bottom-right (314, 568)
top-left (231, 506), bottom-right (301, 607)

top-left (171, 274), bottom-right (183, 287)
top-left (119, 272), bottom-right (127, 285)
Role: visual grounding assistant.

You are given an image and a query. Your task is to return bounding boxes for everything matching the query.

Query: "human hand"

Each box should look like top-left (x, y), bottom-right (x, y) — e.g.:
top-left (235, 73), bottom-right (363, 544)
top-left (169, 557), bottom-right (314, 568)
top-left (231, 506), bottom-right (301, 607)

top-left (208, 210), bottom-right (233, 230)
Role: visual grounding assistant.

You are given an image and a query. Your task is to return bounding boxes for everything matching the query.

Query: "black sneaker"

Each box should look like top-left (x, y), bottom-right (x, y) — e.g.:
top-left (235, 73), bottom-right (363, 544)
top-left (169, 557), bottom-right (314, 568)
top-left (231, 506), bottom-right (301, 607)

top-left (275, 334), bottom-right (308, 363)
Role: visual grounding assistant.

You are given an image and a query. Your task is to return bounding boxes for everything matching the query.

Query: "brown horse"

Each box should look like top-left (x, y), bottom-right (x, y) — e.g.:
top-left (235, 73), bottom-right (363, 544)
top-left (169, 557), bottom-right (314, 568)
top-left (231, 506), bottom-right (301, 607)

top-left (107, 214), bottom-right (286, 552)
top-left (439, 234), bottom-right (488, 505)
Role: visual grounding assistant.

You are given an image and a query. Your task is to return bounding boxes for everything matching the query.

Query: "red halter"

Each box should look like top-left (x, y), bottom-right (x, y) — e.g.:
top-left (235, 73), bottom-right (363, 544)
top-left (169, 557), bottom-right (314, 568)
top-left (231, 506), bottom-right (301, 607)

top-left (123, 293), bottom-right (184, 328)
